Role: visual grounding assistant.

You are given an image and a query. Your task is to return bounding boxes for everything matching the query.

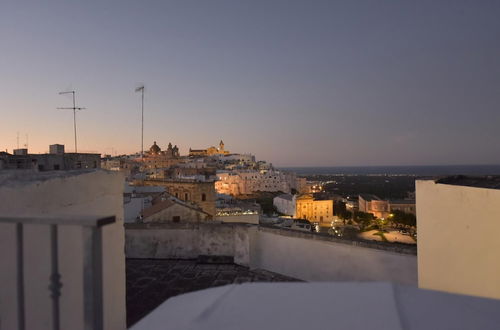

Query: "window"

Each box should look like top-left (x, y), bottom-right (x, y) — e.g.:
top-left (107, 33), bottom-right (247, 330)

top-left (38, 165), bottom-right (44, 171)
top-left (54, 164), bottom-right (60, 170)
top-left (175, 193), bottom-right (179, 198)
top-left (201, 193), bottom-right (206, 201)
top-left (184, 193), bottom-right (189, 201)
top-left (172, 216), bottom-right (180, 223)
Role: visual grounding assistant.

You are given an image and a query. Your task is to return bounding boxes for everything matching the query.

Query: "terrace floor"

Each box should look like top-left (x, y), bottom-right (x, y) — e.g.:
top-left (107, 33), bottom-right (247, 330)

top-left (126, 258), bottom-right (298, 327)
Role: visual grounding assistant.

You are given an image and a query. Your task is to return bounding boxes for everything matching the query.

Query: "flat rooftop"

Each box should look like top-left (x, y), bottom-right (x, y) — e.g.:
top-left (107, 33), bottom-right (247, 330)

top-left (359, 193), bottom-right (381, 201)
top-left (436, 175), bottom-right (500, 190)
top-left (126, 258), bottom-right (298, 327)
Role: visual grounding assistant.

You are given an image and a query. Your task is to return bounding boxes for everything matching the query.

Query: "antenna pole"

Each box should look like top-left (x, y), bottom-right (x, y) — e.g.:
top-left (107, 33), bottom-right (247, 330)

top-left (135, 85), bottom-right (145, 161)
top-left (72, 91), bottom-right (78, 153)
top-left (58, 90), bottom-right (85, 153)
top-left (141, 87), bottom-right (144, 161)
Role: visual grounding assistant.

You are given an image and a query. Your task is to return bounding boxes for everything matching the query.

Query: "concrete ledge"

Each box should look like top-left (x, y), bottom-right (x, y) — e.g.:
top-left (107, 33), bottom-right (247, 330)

top-left (124, 222), bottom-right (255, 230)
top-left (258, 225), bottom-right (417, 255)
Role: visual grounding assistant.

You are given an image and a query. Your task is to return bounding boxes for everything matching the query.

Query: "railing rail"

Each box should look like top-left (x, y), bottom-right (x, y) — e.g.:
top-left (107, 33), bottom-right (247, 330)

top-left (0, 215), bottom-right (116, 330)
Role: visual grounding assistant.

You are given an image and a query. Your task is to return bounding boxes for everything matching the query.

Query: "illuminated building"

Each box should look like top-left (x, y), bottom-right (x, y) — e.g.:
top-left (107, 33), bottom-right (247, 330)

top-left (358, 194), bottom-right (415, 218)
top-left (295, 194), bottom-right (334, 225)
top-left (215, 169), bottom-right (296, 195)
top-left (189, 140), bottom-right (230, 157)
top-left (358, 194), bottom-right (390, 219)
top-left (141, 179), bottom-right (216, 217)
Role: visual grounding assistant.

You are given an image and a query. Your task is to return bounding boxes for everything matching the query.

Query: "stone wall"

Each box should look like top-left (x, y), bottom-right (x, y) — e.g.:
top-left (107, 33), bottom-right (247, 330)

top-left (125, 223), bottom-right (253, 266)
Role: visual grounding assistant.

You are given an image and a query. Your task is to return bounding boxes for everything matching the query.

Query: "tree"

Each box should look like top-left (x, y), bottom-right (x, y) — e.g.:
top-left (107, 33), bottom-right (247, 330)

top-left (353, 211), bottom-right (375, 230)
top-left (334, 201), bottom-right (352, 222)
top-left (390, 210), bottom-right (416, 228)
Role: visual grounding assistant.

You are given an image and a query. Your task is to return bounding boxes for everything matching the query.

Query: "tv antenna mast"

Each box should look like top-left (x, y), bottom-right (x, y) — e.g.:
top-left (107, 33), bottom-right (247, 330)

top-left (135, 85), bottom-right (145, 160)
top-left (57, 90), bottom-right (85, 153)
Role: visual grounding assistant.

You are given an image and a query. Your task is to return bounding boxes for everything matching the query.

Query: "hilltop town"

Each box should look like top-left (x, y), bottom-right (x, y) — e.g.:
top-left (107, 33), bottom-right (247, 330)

top-left (2, 140), bottom-right (417, 244)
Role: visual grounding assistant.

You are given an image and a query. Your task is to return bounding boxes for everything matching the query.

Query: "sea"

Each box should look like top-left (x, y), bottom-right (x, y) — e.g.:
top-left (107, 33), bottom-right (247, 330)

top-left (280, 165), bottom-right (500, 176)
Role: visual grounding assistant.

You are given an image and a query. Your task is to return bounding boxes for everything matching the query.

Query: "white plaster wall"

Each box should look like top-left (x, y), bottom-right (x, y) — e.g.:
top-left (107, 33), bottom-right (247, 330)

top-left (0, 170), bottom-right (126, 330)
top-left (273, 197), bottom-right (295, 216)
top-left (417, 180), bottom-right (500, 299)
top-left (252, 231), bottom-right (417, 285)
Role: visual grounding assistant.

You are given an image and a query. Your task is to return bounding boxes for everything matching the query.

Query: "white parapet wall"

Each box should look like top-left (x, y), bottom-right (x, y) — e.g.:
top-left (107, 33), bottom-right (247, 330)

top-left (417, 179), bottom-right (500, 300)
top-left (0, 170), bottom-right (126, 330)
top-left (252, 227), bottom-right (417, 285)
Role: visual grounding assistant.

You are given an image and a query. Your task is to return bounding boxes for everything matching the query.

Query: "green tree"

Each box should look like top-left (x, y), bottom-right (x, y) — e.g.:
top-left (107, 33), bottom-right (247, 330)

top-left (353, 211), bottom-right (375, 230)
top-left (334, 201), bottom-right (352, 222)
top-left (390, 210), bottom-right (416, 228)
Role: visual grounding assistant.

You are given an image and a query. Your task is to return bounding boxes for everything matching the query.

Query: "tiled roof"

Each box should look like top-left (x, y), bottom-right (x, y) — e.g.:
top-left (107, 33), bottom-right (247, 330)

top-left (141, 199), bottom-right (176, 218)
top-left (126, 258), bottom-right (299, 327)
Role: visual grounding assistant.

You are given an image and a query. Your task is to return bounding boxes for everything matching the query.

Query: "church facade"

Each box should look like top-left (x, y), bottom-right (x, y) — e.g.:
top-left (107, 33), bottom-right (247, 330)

top-left (189, 140), bottom-right (230, 157)
top-left (142, 141), bottom-right (182, 169)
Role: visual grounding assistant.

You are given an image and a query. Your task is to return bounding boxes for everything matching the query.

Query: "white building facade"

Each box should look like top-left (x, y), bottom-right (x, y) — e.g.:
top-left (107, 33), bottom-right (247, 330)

top-left (273, 194), bottom-right (296, 216)
top-left (216, 169), bottom-right (294, 196)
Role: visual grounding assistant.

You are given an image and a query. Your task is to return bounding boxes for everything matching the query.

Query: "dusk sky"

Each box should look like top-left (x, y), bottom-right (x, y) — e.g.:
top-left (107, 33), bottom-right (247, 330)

top-left (1, 0), bottom-right (500, 166)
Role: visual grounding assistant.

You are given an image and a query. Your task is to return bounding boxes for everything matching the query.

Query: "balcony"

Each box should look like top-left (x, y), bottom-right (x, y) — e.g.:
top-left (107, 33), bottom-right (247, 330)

top-left (0, 215), bottom-right (116, 330)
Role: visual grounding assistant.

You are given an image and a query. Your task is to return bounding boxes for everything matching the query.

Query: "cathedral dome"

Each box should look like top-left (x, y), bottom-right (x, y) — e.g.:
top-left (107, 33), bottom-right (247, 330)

top-left (149, 141), bottom-right (161, 155)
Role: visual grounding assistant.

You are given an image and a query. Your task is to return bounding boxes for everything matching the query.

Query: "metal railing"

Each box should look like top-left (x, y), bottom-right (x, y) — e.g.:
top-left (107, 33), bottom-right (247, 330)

top-left (0, 215), bottom-right (116, 330)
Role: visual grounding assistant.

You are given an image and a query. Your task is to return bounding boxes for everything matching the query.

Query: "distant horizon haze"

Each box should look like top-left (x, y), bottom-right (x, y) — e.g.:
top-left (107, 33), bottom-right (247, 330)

top-left (1, 1), bottom-right (500, 167)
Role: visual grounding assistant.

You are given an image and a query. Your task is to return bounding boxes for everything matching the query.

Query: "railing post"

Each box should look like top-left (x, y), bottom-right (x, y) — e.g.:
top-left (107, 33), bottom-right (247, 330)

top-left (16, 223), bottom-right (25, 330)
top-left (0, 216), bottom-right (114, 330)
top-left (49, 224), bottom-right (62, 330)
top-left (82, 226), bottom-right (104, 330)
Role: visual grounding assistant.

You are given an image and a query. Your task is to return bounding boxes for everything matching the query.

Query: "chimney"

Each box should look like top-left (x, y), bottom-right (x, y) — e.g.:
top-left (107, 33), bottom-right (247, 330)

top-left (49, 144), bottom-right (65, 155)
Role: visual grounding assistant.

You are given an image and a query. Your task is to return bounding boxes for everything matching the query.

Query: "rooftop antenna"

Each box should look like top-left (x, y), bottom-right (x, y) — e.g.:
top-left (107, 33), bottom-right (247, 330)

top-left (135, 85), bottom-right (145, 160)
top-left (57, 90), bottom-right (85, 153)
top-left (24, 134), bottom-right (29, 149)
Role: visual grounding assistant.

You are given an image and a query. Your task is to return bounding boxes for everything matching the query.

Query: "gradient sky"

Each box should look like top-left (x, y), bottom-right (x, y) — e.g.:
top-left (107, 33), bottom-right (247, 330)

top-left (1, 0), bottom-right (500, 166)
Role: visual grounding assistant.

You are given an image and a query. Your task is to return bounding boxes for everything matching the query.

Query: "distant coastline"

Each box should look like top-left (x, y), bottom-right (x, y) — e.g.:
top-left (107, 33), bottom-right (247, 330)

top-left (280, 165), bottom-right (500, 176)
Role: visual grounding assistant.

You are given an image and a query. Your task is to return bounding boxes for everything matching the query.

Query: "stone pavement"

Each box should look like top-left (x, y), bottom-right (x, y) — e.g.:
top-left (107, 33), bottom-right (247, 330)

top-left (126, 258), bottom-right (299, 327)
